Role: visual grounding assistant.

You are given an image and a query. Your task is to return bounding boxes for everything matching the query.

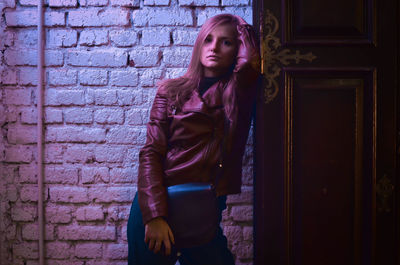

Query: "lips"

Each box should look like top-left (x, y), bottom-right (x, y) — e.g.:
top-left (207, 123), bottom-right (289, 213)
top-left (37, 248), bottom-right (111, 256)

top-left (207, 55), bottom-right (220, 60)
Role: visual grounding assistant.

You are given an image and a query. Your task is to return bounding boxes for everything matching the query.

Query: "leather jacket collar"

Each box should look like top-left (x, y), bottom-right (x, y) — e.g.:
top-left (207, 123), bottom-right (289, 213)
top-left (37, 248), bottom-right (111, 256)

top-left (181, 79), bottom-right (226, 113)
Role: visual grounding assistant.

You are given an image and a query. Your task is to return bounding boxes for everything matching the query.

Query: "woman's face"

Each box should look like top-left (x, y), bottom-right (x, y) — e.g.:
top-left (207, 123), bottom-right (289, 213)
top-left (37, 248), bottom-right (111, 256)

top-left (200, 23), bottom-right (238, 78)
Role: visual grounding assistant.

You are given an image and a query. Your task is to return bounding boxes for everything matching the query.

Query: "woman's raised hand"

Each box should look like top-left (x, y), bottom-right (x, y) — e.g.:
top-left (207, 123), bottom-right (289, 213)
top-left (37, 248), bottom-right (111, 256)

top-left (144, 217), bottom-right (175, 256)
top-left (234, 21), bottom-right (260, 73)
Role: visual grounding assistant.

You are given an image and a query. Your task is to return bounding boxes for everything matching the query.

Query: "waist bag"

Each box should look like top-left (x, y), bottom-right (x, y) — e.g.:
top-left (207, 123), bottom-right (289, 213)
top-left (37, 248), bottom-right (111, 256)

top-left (167, 182), bottom-right (219, 249)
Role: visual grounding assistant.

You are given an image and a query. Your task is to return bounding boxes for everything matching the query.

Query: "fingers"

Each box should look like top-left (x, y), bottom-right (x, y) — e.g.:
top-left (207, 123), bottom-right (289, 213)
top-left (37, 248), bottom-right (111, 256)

top-left (144, 218), bottom-right (176, 256)
top-left (236, 24), bottom-right (258, 52)
top-left (163, 237), bottom-right (172, 256)
top-left (236, 25), bottom-right (245, 36)
top-left (168, 226), bottom-right (175, 245)
top-left (237, 23), bottom-right (251, 33)
top-left (236, 25), bottom-right (251, 44)
top-left (144, 225), bottom-right (149, 244)
top-left (163, 225), bottom-right (175, 256)
top-left (145, 229), bottom-right (173, 255)
top-left (149, 237), bottom-right (172, 255)
top-left (147, 237), bottom-right (162, 254)
top-left (154, 240), bottom-right (162, 254)
top-left (148, 238), bottom-right (156, 251)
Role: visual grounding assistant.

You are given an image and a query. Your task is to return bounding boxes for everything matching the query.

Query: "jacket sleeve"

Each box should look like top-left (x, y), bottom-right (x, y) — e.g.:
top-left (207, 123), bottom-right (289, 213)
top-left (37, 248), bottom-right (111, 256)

top-left (223, 22), bottom-right (260, 119)
top-left (223, 22), bottom-right (261, 168)
top-left (137, 88), bottom-right (169, 225)
top-left (233, 22), bottom-right (261, 88)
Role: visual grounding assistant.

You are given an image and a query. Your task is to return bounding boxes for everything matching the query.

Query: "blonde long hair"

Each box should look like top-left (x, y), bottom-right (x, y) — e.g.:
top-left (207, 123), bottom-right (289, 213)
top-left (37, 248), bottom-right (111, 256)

top-left (158, 14), bottom-right (243, 109)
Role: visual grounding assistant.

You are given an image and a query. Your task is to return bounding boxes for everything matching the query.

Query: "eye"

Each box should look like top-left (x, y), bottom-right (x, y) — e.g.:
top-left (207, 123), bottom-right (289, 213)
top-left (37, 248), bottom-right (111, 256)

top-left (204, 36), bottom-right (212, 43)
top-left (223, 40), bottom-right (232, 46)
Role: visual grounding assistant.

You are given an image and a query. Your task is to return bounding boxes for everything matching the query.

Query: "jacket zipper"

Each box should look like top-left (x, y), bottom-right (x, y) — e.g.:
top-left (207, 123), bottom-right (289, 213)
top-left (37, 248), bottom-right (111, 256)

top-left (173, 107), bottom-right (220, 183)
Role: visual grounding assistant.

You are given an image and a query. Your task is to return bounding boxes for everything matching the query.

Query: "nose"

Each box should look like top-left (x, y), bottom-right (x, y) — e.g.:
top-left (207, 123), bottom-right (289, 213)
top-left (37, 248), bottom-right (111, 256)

top-left (210, 40), bottom-right (219, 52)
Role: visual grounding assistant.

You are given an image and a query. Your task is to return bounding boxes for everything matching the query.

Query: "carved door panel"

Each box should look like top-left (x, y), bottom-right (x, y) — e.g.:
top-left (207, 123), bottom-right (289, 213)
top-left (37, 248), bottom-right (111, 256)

top-left (253, 1), bottom-right (399, 265)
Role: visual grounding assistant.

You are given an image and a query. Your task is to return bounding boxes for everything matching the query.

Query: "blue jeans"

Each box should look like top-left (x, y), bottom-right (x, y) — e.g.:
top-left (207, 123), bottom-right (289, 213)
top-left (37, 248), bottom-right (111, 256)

top-left (127, 192), bottom-right (235, 265)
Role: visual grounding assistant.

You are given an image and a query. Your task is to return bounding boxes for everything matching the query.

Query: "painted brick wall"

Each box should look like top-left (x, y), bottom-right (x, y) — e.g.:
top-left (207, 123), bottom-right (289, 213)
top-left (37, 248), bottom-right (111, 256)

top-left (0, 0), bottom-right (254, 264)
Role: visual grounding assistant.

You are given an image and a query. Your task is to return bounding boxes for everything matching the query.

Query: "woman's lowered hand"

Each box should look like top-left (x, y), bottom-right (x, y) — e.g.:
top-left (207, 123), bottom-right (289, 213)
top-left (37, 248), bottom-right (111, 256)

top-left (144, 217), bottom-right (175, 256)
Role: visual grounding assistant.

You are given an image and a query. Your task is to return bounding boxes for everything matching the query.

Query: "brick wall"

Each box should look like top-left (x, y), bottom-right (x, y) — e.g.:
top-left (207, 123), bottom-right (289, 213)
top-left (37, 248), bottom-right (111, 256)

top-left (0, 0), bottom-right (254, 264)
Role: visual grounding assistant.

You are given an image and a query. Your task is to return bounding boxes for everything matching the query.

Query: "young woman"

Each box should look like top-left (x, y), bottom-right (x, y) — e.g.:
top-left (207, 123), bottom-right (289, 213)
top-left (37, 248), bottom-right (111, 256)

top-left (127, 13), bottom-right (260, 265)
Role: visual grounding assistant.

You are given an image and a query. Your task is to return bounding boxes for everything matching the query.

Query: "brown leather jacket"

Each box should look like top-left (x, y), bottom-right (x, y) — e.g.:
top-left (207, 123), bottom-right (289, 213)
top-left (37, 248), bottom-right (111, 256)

top-left (138, 25), bottom-right (260, 224)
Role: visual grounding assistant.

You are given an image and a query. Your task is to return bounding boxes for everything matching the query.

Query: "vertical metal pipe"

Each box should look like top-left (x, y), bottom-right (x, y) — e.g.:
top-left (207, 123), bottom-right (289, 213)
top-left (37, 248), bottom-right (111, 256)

top-left (37, 0), bottom-right (45, 263)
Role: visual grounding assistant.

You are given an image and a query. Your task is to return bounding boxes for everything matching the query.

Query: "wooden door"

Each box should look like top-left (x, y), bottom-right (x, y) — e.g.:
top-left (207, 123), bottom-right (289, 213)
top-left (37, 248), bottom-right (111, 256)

top-left (253, 1), bottom-right (399, 265)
